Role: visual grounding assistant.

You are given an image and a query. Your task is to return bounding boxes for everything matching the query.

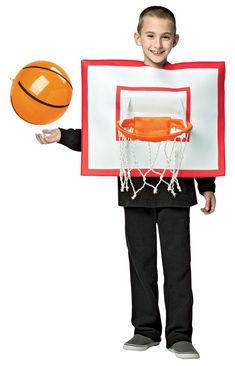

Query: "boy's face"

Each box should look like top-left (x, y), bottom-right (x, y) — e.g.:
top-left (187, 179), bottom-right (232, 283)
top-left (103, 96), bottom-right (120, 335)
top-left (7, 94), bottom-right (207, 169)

top-left (134, 15), bottom-right (179, 68)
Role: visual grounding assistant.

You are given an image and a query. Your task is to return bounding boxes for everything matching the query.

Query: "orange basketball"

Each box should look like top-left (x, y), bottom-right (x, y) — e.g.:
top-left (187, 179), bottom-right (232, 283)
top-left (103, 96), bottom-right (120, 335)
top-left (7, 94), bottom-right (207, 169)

top-left (10, 60), bottom-right (73, 125)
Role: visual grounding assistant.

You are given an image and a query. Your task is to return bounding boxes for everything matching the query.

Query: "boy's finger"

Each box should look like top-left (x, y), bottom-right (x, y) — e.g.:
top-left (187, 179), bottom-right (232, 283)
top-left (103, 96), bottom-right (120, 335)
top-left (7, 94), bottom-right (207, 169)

top-left (43, 134), bottom-right (55, 143)
top-left (35, 134), bottom-right (43, 143)
top-left (210, 198), bottom-right (216, 212)
top-left (201, 207), bottom-right (210, 214)
top-left (201, 198), bottom-right (215, 214)
top-left (36, 133), bottom-right (47, 144)
top-left (42, 129), bottom-right (53, 133)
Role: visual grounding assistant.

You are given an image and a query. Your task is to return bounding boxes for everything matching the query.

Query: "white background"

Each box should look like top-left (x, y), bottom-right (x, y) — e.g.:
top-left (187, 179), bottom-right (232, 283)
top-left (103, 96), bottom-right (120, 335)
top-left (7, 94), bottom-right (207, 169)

top-left (0, 0), bottom-right (233, 365)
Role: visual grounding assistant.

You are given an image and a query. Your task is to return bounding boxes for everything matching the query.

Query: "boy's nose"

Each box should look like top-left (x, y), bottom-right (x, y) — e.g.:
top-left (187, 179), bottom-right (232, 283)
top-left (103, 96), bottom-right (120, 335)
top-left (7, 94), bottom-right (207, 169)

top-left (153, 37), bottom-right (162, 49)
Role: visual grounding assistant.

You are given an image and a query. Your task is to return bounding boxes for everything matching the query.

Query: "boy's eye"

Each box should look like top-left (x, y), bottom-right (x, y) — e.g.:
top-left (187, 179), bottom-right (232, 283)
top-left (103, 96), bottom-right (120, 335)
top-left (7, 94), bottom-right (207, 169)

top-left (162, 35), bottom-right (171, 40)
top-left (147, 34), bottom-right (154, 38)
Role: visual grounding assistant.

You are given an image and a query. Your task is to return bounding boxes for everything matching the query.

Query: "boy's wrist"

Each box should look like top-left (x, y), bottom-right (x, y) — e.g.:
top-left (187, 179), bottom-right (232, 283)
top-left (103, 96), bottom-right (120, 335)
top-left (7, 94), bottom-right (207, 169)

top-left (203, 191), bottom-right (215, 196)
top-left (57, 128), bottom-right (64, 143)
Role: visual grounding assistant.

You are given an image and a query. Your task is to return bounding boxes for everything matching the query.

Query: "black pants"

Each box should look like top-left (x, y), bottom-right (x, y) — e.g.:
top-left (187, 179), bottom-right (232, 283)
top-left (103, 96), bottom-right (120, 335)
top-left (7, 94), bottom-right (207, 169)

top-left (124, 207), bottom-right (193, 348)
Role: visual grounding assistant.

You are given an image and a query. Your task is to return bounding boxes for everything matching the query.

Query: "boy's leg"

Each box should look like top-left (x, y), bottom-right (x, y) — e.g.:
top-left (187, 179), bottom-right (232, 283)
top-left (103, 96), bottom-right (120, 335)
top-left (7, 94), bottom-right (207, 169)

top-left (124, 207), bottom-right (162, 343)
top-left (157, 207), bottom-right (193, 348)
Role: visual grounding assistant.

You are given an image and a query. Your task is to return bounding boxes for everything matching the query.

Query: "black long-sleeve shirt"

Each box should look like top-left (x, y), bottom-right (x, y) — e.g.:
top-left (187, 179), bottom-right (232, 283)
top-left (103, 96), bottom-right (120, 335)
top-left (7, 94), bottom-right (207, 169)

top-left (58, 128), bottom-right (216, 208)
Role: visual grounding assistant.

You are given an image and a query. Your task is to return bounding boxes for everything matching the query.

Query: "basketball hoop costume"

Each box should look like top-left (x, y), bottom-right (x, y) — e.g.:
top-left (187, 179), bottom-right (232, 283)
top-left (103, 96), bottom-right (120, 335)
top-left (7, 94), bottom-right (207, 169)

top-left (58, 127), bottom-right (215, 348)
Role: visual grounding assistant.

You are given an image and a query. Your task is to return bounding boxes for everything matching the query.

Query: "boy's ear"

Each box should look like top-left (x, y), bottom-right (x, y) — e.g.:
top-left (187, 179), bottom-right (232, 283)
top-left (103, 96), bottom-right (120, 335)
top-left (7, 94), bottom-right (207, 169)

top-left (173, 34), bottom-right (179, 47)
top-left (134, 32), bottom-right (142, 46)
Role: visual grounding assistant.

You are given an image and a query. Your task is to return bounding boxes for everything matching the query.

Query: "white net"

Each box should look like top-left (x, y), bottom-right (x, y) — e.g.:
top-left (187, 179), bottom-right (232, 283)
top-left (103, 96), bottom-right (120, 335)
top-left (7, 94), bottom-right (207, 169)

top-left (118, 93), bottom-right (191, 199)
top-left (118, 130), bottom-right (190, 200)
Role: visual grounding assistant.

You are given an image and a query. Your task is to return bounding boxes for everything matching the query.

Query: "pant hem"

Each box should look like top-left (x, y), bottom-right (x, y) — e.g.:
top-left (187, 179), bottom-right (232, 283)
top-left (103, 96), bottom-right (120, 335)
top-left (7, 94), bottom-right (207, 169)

top-left (134, 330), bottom-right (161, 343)
top-left (166, 337), bottom-right (192, 349)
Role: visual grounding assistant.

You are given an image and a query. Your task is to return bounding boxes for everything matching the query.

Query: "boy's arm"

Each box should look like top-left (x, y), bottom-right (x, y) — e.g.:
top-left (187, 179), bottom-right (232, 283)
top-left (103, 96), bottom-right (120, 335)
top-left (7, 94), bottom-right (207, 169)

top-left (36, 128), bottom-right (81, 152)
top-left (195, 178), bottom-right (216, 215)
top-left (57, 128), bottom-right (81, 152)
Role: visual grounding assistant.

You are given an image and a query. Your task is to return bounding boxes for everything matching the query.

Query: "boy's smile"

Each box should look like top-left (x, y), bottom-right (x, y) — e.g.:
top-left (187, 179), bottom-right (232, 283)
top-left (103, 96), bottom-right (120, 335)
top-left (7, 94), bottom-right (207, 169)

top-left (134, 16), bottom-right (179, 68)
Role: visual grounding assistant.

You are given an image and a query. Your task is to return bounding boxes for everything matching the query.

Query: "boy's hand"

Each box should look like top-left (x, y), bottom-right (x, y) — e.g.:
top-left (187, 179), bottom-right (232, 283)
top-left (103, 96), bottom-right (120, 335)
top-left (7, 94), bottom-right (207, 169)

top-left (35, 128), bottom-right (61, 144)
top-left (201, 191), bottom-right (216, 215)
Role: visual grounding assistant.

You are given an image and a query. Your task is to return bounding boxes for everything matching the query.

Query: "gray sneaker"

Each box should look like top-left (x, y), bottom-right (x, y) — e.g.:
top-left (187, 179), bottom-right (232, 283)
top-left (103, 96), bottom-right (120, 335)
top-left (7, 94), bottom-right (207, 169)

top-left (123, 334), bottom-right (160, 351)
top-left (169, 341), bottom-right (200, 359)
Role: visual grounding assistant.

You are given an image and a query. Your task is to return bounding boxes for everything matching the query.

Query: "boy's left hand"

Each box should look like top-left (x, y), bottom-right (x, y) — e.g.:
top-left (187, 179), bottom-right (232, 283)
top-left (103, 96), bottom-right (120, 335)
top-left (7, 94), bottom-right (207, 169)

top-left (201, 191), bottom-right (216, 215)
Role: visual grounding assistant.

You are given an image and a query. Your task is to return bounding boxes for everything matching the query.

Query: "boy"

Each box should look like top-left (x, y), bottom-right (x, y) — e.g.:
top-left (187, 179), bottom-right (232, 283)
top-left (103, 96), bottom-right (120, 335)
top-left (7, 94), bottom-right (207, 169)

top-left (36, 6), bottom-right (216, 359)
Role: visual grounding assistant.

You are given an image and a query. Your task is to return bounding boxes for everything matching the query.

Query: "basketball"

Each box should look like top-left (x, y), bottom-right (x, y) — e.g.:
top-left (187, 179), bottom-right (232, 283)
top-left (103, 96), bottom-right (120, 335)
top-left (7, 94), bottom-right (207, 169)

top-left (10, 60), bottom-right (73, 125)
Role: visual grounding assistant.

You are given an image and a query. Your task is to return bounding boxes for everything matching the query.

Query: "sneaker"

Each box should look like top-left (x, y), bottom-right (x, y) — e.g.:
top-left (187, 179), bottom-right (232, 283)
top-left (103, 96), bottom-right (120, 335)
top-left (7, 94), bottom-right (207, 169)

top-left (169, 341), bottom-right (200, 359)
top-left (123, 334), bottom-right (160, 351)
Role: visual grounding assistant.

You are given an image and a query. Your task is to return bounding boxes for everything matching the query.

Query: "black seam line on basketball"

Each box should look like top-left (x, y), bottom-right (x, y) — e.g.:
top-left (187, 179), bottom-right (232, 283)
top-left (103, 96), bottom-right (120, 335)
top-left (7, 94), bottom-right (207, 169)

top-left (23, 66), bottom-right (72, 88)
top-left (18, 81), bottom-right (70, 108)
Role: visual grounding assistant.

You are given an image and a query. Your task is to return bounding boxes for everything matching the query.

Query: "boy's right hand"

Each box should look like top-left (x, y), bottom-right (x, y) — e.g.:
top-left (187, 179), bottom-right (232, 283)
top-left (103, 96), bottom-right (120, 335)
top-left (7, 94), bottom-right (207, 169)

top-left (35, 128), bottom-right (61, 144)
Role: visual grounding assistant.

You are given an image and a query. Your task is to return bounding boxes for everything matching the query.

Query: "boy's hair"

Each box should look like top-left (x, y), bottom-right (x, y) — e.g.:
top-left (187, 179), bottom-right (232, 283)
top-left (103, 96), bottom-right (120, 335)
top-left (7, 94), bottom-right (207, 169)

top-left (137, 6), bottom-right (176, 34)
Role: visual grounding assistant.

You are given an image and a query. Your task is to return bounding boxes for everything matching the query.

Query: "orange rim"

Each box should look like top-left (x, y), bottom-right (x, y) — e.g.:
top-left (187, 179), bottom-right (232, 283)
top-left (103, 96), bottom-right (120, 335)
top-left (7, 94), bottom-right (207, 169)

top-left (116, 117), bottom-right (193, 142)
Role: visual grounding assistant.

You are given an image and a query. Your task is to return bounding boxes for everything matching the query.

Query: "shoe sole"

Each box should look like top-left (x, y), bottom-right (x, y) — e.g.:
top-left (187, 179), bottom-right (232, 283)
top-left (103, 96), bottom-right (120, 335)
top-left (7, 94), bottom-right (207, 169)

top-left (123, 342), bottom-right (160, 351)
top-left (168, 348), bottom-right (200, 359)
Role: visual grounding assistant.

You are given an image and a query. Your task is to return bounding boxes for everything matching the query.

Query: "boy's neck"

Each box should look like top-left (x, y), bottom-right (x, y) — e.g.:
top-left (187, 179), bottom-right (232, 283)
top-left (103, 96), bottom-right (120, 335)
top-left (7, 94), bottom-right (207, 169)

top-left (144, 60), bottom-right (170, 68)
